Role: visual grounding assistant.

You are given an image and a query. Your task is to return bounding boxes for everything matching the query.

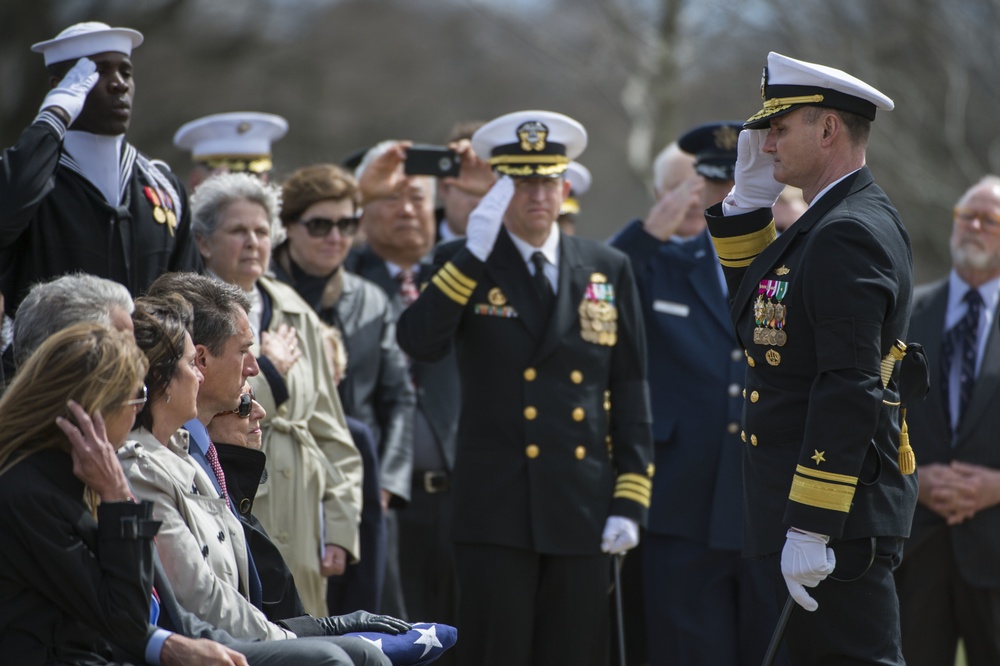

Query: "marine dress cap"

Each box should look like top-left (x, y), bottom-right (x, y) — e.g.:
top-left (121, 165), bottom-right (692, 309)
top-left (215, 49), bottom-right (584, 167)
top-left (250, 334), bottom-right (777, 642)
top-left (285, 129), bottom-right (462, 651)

top-left (677, 121), bottom-right (743, 181)
top-left (173, 112), bottom-right (288, 174)
top-left (560, 161), bottom-right (592, 216)
top-left (31, 22), bottom-right (143, 66)
top-left (744, 52), bottom-right (894, 129)
top-left (471, 110), bottom-right (587, 178)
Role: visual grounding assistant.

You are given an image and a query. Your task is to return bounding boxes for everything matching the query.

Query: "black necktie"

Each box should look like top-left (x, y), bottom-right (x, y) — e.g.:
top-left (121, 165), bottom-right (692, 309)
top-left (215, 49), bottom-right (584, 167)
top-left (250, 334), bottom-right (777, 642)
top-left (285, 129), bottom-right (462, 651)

top-left (941, 288), bottom-right (983, 433)
top-left (531, 252), bottom-right (553, 308)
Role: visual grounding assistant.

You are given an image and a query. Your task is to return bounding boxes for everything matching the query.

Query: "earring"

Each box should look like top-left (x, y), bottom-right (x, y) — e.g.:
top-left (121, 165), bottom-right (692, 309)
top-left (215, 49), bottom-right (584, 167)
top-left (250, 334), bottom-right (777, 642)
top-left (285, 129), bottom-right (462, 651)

top-left (165, 393), bottom-right (172, 404)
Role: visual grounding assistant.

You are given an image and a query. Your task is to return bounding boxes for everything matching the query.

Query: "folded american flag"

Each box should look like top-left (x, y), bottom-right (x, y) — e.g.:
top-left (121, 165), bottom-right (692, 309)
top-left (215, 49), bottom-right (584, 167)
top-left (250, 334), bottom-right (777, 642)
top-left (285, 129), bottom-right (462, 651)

top-left (345, 622), bottom-right (457, 665)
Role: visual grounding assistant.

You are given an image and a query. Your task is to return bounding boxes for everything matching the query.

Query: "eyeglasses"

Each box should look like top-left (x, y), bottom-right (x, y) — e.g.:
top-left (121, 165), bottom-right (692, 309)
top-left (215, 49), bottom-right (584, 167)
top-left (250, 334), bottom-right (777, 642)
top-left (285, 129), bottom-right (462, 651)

top-left (954, 207), bottom-right (1000, 233)
top-left (124, 384), bottom-right (148, 409)
top-left (223, 386), bottom-right (255, 419)
top-left (297, 215), bottom-right (360, 238)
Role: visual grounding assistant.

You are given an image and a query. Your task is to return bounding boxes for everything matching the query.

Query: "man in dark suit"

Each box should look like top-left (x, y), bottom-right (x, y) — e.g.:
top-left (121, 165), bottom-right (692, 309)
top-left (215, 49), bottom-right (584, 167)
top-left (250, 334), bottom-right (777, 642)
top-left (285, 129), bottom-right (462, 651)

top-left (347, 146), bottom-right (463, 635)
top-left (895, 176), bottom-right (1000, 666)
top-left (610, 123), bottom-right (781, 666)
top-left (706, 53), bottom-right (914, 664)
top-left (397, 110), bottom-right (654, 666)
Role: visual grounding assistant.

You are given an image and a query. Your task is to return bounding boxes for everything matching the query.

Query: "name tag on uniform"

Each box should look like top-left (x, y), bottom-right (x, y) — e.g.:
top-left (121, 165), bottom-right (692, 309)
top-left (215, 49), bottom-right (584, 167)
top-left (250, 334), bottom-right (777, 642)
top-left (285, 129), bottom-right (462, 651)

top-left (653, 300), bottom-right (690, 317)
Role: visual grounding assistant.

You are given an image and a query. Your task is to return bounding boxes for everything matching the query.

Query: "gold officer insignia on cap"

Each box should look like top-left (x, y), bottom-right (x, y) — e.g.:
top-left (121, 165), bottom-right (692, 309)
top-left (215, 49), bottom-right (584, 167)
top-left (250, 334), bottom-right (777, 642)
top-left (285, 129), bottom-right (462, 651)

top-left (237, 122), bottom-right (251, 134)
top-left (811, 450), bottom-right (826, 465)
top-left (517, 121), bottom-right (548, 152)
top-left (714, 125), bottom-right (739, 151)
top-left (775, 265), bottom-right (790, 276)
top-left (487, 287), bottom-right (507, 306)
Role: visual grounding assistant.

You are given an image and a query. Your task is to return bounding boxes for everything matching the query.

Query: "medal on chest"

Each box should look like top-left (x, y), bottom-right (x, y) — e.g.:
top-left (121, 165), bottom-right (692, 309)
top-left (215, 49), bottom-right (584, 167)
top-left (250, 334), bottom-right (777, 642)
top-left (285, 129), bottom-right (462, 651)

top-left (143, 185), bottom-right (178, 236)
top-left (579, 272), bottom-right (618, 346)
top-left (753, 277), bottom-right (789, 347)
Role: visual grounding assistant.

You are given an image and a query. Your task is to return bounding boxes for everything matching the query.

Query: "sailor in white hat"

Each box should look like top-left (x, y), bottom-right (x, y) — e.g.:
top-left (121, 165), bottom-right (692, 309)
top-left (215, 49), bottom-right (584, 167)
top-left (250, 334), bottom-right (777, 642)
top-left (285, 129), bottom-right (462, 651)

top-left (396, 109), bottom-right (654, 666)
top-left (706, 52), bottom-right (915, 666)
top-left (557, 160), bottom-right (591, 236)
top-left (174, 111), bottom-right (289, 189)
top-left (0, 21), bottom-right (201, 320)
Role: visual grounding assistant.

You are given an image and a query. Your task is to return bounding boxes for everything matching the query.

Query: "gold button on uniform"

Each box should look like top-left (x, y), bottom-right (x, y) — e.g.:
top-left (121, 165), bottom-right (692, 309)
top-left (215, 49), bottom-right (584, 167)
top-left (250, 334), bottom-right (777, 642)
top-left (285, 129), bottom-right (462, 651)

top-left (523, 368), bottom-right (537, 381)
top-left (747, 356), bottom-right (756, 368)
top-left (727, 422), bottom-right (739, 434)
top-left (570, 370), bottom-right (583, 384)
top-left (751, 435), bottom-right (758, 446)
top-left (741, 431), bottom-right (746, 442)
top-left (575, 446), bottom-right (586, 460)
top-left (526, 444), bottom-right (540, 459)
top-left (572, 407), bottom-right (586, 422)
top-left (750, 390), bottom-right (760, 403)
top-left (742, 388), bottom-right (746, 398)
top-left (524, 406), bottom-right (538, 420)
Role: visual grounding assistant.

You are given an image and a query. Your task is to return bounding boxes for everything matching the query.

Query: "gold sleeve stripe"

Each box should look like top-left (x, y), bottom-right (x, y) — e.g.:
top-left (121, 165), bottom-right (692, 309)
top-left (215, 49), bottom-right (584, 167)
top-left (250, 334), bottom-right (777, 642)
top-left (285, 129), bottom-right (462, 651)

top-left (614, 488), bottom-right (651, 508)
top-left (795, 465), bottom-right (858, 486)
top-left (436, 270), bottom-right (473, 299)
top-left (789, 475), bottom-right (855, 513)
top-left (431, 274), bottom-right (471, 305)
top-left (441, 262), bottom-right (476, 290)
top-left (615, 481), bottom-right (651, 498)
top-left (711, 223), bottom-right (776, 267)
top-left (616, 473), bottom-right (652, 491)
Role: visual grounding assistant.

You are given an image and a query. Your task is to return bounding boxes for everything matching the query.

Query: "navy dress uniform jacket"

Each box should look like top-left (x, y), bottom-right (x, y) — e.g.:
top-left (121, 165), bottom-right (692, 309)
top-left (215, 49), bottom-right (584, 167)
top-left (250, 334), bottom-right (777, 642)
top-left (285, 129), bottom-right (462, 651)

top-left (611, 222), bottom-right (745, 549)
top-left (707, 167), bottom-right (916, 558)
top-left (396, 228), bottom-right (654, 555)
top-left (904, 279), bottom-right (1000, 587)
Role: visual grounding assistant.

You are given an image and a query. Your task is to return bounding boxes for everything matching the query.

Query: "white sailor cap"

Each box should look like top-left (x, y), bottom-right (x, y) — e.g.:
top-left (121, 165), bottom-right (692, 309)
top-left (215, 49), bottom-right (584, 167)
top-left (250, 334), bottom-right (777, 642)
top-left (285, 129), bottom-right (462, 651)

top-left (744, 52), bottom-right (894, 130)
top-left (173, 112), bottom-right (289, 174)
top-left (471, 110), bottom-right (587, 178)
top-left (31, 22), bottom-right (143, 67)
top-left (560, 161), bottom-right (592, 216)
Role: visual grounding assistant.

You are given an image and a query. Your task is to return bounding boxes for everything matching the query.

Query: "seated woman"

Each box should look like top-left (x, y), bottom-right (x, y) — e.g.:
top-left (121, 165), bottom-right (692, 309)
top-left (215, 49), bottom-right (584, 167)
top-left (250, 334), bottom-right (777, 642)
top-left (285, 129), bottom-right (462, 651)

top-left (0, 322), bottom-right (156, 664)
top-left (192, 172), bottom-right (361, 617)
top-left (119, 295), bottom-right (406, 664)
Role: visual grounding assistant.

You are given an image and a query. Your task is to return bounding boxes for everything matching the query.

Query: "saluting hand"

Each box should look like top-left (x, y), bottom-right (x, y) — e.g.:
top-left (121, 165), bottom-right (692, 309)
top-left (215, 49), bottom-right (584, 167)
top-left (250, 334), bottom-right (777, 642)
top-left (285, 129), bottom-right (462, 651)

top-left (40, 57), bottom-right (99, 126)
top-left (466, 176), bottom-right (514, 261)
top-left (643, 176), bottom-right (705, 241)
top-left (726, 129), bottom-right (785, 212)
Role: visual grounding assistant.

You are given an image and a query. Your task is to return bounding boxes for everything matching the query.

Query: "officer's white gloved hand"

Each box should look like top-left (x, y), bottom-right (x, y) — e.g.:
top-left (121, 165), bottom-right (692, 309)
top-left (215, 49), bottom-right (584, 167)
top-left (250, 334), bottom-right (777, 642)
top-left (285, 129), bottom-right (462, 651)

top-left (39, 58), bottom-right (99, 125)
top-left (781, 528), bottom-right (836, 612)
top-left (725, 129), bottom-right (785, 212)
top-left (601, 515), bottom-right (639, 555)
top-left (465, 176), bottom-right (514, 261)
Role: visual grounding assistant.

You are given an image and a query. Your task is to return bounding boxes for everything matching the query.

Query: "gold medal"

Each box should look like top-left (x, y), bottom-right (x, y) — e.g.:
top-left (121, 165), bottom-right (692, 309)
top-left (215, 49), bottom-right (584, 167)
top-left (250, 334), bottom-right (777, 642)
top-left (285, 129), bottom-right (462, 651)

top-left (765, 349), bottom-right (781, 366)
top-left (165, 209), bottom-right (177, 235)
top-left (608, 332), bottom-right (618, 346)
top-left (488, 287), bottom-right (507, 306)
top-left (591, 319), bottom-right (604, 331)
top-left (775, 330), bottom-right (787, 346)
top-left (153, 206), bottom-right (166, 224)
top-left (768, 329), bottom-right (779, 345)
top-left (764, 302), bottom-right (775, 322)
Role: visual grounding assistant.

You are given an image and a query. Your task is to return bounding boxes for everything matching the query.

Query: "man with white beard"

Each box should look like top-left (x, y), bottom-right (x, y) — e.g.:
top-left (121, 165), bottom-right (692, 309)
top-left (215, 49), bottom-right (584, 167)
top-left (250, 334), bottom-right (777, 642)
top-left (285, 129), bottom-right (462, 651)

top-left (895, 175), bottom-right (1000, 666)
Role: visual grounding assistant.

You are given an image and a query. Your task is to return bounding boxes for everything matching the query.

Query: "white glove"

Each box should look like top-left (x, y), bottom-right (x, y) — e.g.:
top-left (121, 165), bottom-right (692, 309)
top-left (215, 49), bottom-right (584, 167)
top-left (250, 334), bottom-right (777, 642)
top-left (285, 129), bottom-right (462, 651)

top-left (725, 129), bottom-right (785, 212)
top-left (39, 58), bottom-right (99, 125)
top-left (780, 528), bottom-right (836, 612)
top-left (465, 176), bottom-right (514, 260)
top-left (601, 516), bottom-right (639, 555)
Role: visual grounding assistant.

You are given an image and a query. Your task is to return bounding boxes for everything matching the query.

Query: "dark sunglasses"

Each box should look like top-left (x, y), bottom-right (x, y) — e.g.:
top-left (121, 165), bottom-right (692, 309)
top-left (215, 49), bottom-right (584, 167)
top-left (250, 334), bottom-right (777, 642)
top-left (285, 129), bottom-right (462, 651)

top-left (221, 386), bottom-right (255, 419)
top-left (297, 215), bottom-right (360, 238)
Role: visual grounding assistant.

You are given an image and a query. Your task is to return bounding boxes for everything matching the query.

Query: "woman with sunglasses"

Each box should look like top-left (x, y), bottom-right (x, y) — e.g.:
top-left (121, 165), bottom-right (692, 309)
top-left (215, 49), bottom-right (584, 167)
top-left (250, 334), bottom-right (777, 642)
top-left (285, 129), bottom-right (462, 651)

top-left (271, 163), bottom-right (415, 615)
top-left (0, 322), bottom-right (156, 664)
top-left (191, 172), bottom-right (362, 619)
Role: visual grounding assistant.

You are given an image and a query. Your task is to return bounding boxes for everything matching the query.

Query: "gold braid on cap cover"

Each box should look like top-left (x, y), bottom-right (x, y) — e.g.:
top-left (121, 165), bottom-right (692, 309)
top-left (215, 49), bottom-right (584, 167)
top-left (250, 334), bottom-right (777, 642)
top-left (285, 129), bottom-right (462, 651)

top-left (763, 94), bottom-right (825, 110)
top-left (880, 340), bottom-right (915, 475)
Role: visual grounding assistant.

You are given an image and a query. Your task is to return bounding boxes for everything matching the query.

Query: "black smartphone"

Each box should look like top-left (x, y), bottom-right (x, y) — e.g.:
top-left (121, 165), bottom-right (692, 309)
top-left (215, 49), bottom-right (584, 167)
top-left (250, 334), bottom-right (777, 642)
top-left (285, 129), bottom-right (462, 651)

top-left (405, 145), bottom-right (460, 178)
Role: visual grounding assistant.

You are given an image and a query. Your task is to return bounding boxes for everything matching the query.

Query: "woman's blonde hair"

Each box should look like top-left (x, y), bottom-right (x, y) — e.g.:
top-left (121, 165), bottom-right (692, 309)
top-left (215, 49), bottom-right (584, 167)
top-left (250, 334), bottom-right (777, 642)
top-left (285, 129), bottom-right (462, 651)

top-left (0, 322), bottom-right (148, 477)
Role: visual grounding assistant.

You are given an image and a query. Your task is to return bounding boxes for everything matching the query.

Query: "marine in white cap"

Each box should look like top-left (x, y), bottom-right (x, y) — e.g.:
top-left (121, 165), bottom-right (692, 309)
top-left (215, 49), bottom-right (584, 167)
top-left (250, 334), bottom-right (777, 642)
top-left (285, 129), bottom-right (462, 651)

top-left (706, 52), bottom-right (917, 665)
top-left (0, 21), bottom-right (201, 322)
top-left (173, 111), bottom-right (289, 189)
top-left (396, 110), bottom-right (653, 666)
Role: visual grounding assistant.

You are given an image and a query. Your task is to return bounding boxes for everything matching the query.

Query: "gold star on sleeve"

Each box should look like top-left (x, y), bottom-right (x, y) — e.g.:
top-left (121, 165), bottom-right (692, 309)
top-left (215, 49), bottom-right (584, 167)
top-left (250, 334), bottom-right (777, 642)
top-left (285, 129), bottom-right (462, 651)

top-left (811, 450), bottom-right (826, 465)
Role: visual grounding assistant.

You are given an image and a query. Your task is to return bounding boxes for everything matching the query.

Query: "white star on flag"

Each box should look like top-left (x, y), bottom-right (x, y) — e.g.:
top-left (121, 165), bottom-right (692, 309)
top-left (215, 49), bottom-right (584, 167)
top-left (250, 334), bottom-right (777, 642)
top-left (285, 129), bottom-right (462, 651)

top-left (413, 624), bottom-right (443, 657)
top-left (359, 635), bottom-right (384, 652)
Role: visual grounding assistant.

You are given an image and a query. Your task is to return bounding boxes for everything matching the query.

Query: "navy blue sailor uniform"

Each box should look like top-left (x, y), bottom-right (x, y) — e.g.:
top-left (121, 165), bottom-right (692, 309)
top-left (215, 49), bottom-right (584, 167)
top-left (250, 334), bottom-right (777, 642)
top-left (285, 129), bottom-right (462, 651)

top-left (708, 166), bottom-right (917, 662)
top-left (396, 227), bottom-right (653, 666)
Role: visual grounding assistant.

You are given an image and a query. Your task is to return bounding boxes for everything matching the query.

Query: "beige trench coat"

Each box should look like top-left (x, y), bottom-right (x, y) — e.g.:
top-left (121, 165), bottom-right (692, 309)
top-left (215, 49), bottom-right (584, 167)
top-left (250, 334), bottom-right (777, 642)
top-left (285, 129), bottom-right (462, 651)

top-left (119, 428), bottom-right (293, 640)
top-left (249, 276), bottom-right (362, 617)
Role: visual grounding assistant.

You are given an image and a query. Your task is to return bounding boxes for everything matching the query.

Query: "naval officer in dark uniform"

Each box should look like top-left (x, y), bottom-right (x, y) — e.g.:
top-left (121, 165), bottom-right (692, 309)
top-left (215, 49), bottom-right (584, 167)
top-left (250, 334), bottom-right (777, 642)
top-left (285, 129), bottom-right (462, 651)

top-left (706, 53), bottom-right (915, 664)
top-left (397, 110), bottom-right (654, 666)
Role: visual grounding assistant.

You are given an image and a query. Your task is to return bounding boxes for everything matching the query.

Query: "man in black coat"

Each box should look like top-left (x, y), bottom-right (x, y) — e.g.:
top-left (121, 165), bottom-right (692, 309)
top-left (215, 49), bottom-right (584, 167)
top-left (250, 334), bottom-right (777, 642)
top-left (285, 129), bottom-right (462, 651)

top-left (706, 52), bottom-right (915, 664)
top-left (397, 110), bottom-right (654, 666)
top-left (895, 176), bottom-right (1000, 666)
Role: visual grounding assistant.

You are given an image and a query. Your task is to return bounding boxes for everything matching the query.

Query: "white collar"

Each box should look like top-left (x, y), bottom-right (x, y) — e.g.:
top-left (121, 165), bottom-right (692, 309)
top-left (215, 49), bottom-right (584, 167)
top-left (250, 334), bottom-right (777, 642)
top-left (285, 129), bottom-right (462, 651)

top-left (507, 223), bottom-right (560, 268)
top-left (63, 131), bottom-right (125, 206)
top-left (809, 167), bottom-right (863, 209)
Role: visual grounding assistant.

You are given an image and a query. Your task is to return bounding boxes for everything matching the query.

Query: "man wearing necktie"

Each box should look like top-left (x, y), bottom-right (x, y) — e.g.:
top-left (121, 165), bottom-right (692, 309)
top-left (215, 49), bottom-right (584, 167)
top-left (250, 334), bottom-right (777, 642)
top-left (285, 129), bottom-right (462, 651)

top-left (397, 110), bottom-right (654, 666)
top-left (895, 176), bottom-right (1000, 666)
